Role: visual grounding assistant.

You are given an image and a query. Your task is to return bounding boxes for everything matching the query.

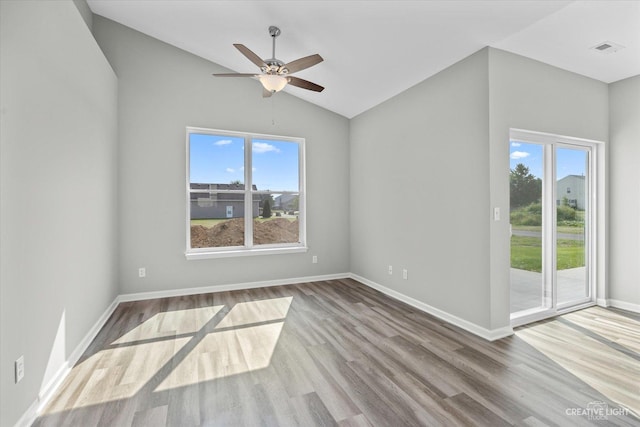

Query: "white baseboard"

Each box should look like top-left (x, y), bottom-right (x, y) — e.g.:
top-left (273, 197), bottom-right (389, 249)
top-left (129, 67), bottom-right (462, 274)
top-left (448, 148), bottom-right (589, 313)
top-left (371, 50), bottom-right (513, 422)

top-left (596, 298), bottom-right (640, 313)
top-left (117, 273), bottom-right (351, 302)
top-left (349, 273), bottom-right (513, 341)
top-left (15, 297), bottom-right (120, 427)
top-left (607, 299), bottom-right (640, 313)
top-left (120, 272), bottom-right (514, 341)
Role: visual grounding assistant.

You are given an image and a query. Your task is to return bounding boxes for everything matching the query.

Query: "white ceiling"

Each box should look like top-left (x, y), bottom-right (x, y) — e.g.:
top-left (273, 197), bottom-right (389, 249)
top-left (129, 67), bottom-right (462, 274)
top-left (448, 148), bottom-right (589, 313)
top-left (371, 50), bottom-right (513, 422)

top-left (88, 1), bottom-right (640, 118)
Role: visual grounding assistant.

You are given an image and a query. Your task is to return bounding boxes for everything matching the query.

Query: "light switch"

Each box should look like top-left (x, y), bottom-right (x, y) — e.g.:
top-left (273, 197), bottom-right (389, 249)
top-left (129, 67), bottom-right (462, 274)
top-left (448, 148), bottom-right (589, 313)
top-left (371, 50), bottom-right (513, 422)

top-left (493, 207), bottom-right (500, 221)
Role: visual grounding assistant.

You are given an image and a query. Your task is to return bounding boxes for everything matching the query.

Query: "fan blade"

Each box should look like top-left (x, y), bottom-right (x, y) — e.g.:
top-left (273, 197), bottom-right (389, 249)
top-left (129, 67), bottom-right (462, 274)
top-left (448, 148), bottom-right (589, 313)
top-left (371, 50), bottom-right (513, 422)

top-left (287, 76), bottom-right (324, 92)
top-left (233, 44), bottom-right (267, 69)
top-left (212, 73), bottom-right (257, 77)
top-left (262, 88), bottom-right (273, 98)
top-left (281, 54), bottom-right (323, 74)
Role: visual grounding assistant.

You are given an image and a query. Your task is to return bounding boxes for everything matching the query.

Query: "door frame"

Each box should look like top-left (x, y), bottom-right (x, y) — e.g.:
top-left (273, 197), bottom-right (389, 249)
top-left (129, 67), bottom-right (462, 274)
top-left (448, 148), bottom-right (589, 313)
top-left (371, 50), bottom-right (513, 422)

top-left (509, 129), bottom-right (601, 327)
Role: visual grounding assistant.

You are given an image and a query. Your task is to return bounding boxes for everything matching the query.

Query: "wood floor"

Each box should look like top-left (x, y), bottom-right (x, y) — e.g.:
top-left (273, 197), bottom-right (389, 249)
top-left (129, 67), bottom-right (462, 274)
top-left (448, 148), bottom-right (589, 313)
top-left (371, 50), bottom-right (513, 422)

top-left (34, 279), bottom-right (640, 426)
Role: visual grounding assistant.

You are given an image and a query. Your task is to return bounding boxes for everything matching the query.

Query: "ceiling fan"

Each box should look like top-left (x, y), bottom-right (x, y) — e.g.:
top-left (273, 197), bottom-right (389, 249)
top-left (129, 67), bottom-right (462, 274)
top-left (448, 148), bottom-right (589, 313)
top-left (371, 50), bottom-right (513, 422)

top-left (213, 26), bottom-right (324, 97)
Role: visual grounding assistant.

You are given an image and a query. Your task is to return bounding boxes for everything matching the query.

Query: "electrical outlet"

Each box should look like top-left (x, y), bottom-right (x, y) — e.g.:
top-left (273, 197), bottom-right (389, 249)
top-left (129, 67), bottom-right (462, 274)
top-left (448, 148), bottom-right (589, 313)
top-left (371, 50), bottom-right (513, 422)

top-left (312, 255), bottom-right (318, 264)
top-left (15, 356), bottom-right (24, 383)
top-left (138, 267), bottom-right (146, 278)
top-left (402, 269), bottom-right (408, 280)
top-left (388, 265), bottom-right (393, 275)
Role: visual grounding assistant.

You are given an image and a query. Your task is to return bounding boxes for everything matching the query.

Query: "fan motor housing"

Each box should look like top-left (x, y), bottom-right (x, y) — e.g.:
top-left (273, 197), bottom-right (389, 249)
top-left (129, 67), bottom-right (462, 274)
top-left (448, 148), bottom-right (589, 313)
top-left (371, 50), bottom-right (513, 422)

top-left (268, 26), bottom-right (281, 37)
top-left (264, 59), bottom-right (286, 73)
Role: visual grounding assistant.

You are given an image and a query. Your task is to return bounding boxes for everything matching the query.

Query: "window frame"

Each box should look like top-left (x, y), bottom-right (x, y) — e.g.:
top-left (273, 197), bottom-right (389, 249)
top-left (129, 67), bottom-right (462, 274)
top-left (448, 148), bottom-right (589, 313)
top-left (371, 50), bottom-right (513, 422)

top-left (185, 126), bottom-right (307, 260)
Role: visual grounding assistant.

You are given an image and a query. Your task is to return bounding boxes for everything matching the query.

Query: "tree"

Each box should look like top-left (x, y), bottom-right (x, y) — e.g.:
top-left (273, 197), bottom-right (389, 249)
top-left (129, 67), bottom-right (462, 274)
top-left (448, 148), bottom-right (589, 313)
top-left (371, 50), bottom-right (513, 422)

top-left (290, 195), bottom-right (299, 211)
top-left (510, 163), bottom-right (542, 209)
top-left (261, 197), bottom-right (272, 218)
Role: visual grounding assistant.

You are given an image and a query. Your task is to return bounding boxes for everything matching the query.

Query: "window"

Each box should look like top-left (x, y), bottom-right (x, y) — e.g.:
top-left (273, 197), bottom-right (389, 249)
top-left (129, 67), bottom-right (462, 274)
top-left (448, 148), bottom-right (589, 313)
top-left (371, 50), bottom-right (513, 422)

top-left (186, 127), bottom-right (306, 259)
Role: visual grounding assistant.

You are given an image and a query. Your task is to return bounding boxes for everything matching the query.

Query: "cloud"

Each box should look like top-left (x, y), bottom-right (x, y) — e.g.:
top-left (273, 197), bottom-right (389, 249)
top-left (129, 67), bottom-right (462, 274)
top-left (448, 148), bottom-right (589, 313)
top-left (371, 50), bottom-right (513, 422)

top-left (253, 142), bottom-right (280, 154)
top-left (511, 142), bottom-right (521, 147)
top-left (214, 139), bottom-right (233, 146)
top-left (226, 168), bottom-right (235, 173)
top-left (510, 151), bottom-right (530, 160)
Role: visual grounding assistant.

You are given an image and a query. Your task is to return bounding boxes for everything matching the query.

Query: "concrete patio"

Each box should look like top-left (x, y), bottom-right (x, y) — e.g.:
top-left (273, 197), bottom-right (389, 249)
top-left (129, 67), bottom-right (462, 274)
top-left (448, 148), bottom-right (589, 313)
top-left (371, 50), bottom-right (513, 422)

top-left (510, 267), bottom-right (588, 313)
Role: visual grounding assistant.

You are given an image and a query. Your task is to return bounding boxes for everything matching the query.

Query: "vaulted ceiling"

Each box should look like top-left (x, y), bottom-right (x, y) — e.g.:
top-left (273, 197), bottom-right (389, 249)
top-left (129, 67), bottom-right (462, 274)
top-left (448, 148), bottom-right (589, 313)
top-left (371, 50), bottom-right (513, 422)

top-left (88, 1), bottom-right (640, 118)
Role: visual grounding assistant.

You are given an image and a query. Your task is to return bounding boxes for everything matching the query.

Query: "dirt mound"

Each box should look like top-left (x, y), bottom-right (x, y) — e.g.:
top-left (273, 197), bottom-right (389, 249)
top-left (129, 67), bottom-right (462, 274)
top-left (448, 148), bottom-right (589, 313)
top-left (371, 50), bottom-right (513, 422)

top-left (190, 225), bottom-right (212, 248)
top-left (254, 218), bottom-right (299, 244)
top-left (191, 218), bottom-right (299, 248)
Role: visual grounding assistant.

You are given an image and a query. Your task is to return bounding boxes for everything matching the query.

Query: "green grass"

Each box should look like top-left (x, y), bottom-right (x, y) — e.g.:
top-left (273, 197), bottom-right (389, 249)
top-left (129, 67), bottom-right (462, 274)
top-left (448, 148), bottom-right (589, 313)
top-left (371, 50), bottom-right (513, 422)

top-left (556, 239), bottom-right (586, 270)
top-left (191, 218), bottom-right (227, 227)
top-left (511, 235), bottom-right (584, 272)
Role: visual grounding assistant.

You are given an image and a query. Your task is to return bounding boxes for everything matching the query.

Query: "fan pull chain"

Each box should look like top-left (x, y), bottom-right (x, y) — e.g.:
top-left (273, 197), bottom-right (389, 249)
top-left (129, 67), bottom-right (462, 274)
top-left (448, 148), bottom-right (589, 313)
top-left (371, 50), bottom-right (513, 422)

top-left (271, 96), bottom-right (276, 126)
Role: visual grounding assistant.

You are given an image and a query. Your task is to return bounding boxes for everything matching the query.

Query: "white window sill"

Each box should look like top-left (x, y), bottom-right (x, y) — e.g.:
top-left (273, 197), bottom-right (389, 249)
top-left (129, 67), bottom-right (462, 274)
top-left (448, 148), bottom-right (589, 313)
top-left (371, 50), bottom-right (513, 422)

top-left (186, 245), bottom-right (308, 260)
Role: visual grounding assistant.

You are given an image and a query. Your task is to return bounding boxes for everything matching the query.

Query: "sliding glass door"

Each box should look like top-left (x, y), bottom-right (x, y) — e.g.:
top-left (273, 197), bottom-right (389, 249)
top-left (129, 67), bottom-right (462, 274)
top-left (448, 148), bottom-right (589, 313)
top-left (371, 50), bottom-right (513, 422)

top-left (556, 146), bottom-right (590, 308)
top-left (509, 130), bottom-right (596, 326)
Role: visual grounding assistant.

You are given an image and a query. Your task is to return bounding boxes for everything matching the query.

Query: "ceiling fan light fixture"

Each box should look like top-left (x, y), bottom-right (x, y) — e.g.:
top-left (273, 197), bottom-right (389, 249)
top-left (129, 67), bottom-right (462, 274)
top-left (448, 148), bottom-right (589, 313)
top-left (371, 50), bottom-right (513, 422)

top-left (213, 26), bottom-right (324, 95)
top-left (258, 74), bottom-right (288, 93)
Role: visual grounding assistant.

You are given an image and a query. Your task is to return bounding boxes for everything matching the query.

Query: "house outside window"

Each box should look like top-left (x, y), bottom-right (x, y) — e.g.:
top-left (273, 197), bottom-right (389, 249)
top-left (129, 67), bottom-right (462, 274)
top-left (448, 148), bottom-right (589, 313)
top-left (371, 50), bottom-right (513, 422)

top-left (556, 175), bottom-right (586, 210)
top-left (186, 127), bottom-right (306, 259)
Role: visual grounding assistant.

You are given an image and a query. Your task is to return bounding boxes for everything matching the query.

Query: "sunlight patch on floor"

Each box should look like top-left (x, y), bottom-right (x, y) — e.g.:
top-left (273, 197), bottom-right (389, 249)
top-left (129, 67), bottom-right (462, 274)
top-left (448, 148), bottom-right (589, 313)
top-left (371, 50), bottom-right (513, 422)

top-left (156, 321), bottom-right (285, 391)
top-left (516, 317), bottom-right (640, 417)
top-left (215, 296), bottom-right (292, 329)
top-left (41, 298), bottom-right (293, 413)
top-left (563, 308), bottom-right (640, 353)
top-left (155, 296), bottom-right (292, 390)
top-left (112, 305), bottom-right (225, 345)
top-left (42, 337), bottom-right (192, 414)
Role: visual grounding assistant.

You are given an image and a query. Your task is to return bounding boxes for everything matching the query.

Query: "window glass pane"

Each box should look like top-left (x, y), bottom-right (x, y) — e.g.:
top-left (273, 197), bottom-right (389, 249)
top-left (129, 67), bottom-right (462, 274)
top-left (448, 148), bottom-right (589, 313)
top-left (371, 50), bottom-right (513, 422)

top-left (251, 139), bottom-right (299, 192)
top-left (272, 193), bottom-right (300, 215)
top-left (509, 142), bottom-right (545, 314)
top-left (190, 193), bottom-right (245, 248)
top-left (189, 133), bottom-right (244, 185)
top-left (556, 147), bottom-right (588, 304)
top-left (189, 133), bottom-right (246, 249)
top-left (252, 192), bottom-right (300, 245)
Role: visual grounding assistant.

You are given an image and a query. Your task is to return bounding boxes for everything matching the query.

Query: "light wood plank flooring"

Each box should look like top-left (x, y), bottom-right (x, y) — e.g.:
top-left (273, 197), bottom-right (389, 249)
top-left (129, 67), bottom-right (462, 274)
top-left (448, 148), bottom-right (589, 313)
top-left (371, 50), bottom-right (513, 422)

top-left (34, 279), bottom-right (640, 426)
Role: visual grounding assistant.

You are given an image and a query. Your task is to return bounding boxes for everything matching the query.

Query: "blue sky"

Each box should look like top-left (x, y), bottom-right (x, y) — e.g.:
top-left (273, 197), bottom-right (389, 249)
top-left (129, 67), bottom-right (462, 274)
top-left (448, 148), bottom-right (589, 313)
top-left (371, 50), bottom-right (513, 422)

top-left (510, 141), bottom-right (587, 180)
top-left (190, 133), bottom-right (299, 191)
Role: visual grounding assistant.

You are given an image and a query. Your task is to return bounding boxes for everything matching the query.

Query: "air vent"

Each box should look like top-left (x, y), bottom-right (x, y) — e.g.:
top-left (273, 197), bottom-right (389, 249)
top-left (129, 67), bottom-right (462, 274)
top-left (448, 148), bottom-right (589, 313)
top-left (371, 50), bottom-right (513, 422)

top-left (590, 41), bottom-right (625, 54)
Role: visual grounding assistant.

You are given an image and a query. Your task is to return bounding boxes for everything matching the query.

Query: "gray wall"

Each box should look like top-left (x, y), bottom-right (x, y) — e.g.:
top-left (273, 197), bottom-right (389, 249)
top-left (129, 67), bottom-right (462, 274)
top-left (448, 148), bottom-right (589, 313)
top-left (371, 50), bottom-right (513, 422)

top-left (72, 0), bottom-right (93, 31)
top-left (350, 47), bottom-right (611, 333)
top-left (488, 48), bottom-right (609, 329)
top-left (609, 75), bottom-right (640, 308)
top-left (0, 2), bottom-right (118, 426)
top-left (350, 49), bottom-right (492, 329)
top-left (92, 16), bottom-right (350, 294)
